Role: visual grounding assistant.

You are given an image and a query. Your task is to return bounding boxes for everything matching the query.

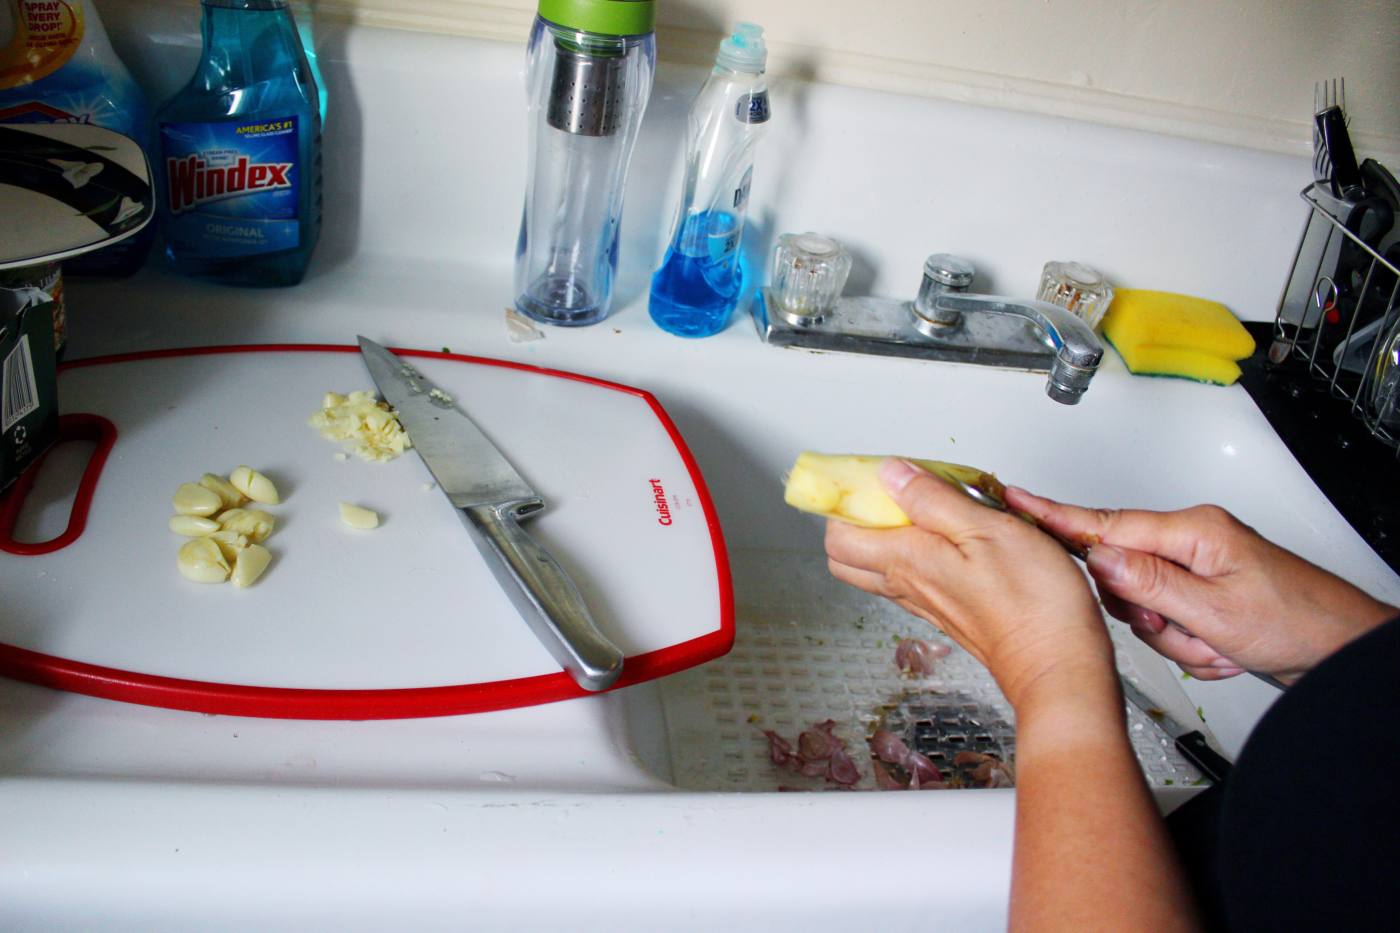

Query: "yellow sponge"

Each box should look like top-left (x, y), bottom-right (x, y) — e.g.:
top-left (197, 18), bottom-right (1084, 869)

top-left (1101, 289), bottom-right (1255, 386)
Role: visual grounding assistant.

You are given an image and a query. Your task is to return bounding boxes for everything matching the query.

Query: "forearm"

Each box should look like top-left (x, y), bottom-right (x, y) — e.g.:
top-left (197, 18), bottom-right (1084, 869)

top-left (1008, 678), bottom-right (1200, 932)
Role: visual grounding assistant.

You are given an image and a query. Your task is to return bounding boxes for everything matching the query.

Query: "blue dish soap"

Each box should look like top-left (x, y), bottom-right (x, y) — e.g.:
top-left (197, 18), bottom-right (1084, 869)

top-left (154, 0), bottom-right (322, 287)
top-left (649, 23), bottom-right (769, 338)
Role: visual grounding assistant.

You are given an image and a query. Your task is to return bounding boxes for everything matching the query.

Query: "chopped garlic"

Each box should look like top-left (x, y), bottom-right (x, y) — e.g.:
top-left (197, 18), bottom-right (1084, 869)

top-left (339, 502), bottom-right (380, 530)
top-left (308, 389), bottom-right (412, 462)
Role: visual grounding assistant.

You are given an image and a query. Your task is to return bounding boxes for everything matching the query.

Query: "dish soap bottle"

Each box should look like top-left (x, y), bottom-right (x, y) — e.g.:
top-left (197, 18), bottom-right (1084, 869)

top-left (514, 0), bottom-right (655, 326)
top-left (154, 0), bottom-right (322, 287)
top-left (649, 23), bottom-right (769, 338)
top-left (0, 0), bottom-right (154, 276)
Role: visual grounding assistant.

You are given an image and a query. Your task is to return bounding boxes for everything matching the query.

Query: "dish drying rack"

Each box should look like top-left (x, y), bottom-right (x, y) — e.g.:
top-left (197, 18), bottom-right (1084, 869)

top-left (1271, 183), bottom-right (1400, 454)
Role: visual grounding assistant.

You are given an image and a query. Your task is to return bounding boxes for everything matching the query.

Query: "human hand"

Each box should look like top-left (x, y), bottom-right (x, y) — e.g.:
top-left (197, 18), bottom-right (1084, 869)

top-left (1004, 488), bottom-right (1397, 685)
top-left (825, 459), bottom-right (1117, 712)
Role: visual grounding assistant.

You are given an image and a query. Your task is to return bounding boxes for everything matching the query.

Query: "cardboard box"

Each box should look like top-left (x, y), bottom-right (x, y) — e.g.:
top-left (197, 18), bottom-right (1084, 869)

top-left (0, 283), bottom-right (59, 494)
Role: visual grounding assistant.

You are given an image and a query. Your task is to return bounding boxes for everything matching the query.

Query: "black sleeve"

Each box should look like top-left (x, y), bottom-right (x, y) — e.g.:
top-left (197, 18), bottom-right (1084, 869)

top-left (1167, 615), bottom-right (1400, 932)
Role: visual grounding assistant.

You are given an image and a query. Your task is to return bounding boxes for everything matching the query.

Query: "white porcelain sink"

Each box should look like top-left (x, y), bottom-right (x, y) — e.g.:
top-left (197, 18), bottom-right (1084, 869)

top-left (4, 258), bottom-right (1396, 929)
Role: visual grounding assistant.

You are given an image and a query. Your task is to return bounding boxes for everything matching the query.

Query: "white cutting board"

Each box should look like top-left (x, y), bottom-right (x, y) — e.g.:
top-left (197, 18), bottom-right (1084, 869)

top-left (0, 346), bottom-right (733, 718)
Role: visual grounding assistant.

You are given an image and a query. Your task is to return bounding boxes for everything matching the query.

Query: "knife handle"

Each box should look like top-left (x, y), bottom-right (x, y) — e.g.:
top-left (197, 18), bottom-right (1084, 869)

top-left (1175, 730), bottom-right (1232, 784)
top-left (461, 501), bottom-right (624, 692)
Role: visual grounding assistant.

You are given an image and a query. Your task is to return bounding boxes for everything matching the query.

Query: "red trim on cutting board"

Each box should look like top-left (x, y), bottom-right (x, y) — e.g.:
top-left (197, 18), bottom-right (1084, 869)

top-left (0, 413), bottom-right (117, 555)
top-left (0, 344), bottom-right (734, 719)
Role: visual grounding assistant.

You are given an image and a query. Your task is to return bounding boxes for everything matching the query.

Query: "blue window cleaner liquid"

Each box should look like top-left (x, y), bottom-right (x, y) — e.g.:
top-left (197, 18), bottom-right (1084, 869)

top-left (0, 0), bottom-right (154, 276)
top-left (154, 0), bottom-right (321, 287)
top-left (649, 23), bottom-right (769, 338)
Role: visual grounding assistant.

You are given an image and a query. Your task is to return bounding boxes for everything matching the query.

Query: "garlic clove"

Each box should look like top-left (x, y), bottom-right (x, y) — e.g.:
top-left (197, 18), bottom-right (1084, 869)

top-left (174, 482), bottom-right (223, 517)
top-left (177, 537), bottom-right (230, 583)
top-left (229, 465), bottom-right (280, 505)
top-left (169, 515), bottom-right (220, 537)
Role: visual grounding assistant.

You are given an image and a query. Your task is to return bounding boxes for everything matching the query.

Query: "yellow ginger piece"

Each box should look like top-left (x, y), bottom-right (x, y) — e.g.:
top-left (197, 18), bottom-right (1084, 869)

top-left (783, 452), bottom-right (1004, 528)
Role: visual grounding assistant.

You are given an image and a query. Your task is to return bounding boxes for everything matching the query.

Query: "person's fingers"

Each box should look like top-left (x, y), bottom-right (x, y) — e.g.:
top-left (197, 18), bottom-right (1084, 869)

top-left (1099, 588), bottom-right (1169, 633)
top-left (1180, 664), bottom-right (1244, 681)
top-left (1130, 622), bottom-right (1227, 669)
top-left (825, 515), bottom-right (958, 575)
top-left (825, 557), bottom-right (952, 635)
top-left (826, 556), bottom-right (888, 597)
top-left (1004, 487), bottom-right (1212, 568)
top-left (1086, 543), bottom-right (1216, 626)
top-left (880, 459), bottom-right (1005, 539)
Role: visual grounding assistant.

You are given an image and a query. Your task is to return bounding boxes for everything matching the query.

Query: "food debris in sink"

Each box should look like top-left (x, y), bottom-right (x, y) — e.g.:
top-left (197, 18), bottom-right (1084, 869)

top-left (653, 550), bottom-right (1204, 792)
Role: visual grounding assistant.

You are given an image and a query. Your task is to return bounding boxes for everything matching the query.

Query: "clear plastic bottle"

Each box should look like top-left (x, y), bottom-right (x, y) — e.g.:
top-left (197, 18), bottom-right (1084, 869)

top-left (154, 0), bottom-right (322, 287)
top-left (649, 23), bottom-right (770, 338)
top-left (514, 0), bottom-right (655, 327)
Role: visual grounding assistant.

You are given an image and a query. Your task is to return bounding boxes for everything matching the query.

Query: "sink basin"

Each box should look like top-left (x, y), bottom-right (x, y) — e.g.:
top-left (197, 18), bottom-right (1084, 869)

top-left (4, 260), bottom-right (1396, 928)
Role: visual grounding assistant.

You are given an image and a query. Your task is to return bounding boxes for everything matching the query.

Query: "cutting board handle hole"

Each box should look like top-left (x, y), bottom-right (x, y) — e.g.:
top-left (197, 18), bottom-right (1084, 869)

top-left (0, 413), bottom-right (116, 555)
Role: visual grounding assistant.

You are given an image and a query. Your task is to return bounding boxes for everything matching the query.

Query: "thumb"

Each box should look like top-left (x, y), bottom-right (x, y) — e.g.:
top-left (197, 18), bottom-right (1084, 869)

top-left (1086, 543), bottom-right (1215, 627)
top-left (880, 458), bottom-right (996, 536)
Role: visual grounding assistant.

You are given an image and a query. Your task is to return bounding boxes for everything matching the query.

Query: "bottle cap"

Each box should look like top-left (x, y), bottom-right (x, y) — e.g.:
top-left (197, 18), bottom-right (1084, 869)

top-left (717, 22), bottom-right (766, 73)
top-left (538, 0), bottom-right (655, 37)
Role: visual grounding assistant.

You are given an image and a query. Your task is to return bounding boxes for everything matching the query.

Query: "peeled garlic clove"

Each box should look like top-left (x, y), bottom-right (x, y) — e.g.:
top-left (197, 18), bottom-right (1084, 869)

top-left (169, 514), bottom-right (220, 537)
top-left (338, 502), bottom-right (379, 530)
top-left (229, 465), bottom-right (279, 505)
top-left (199, 472), bottom-right (246, 510)
top-left (217, 507), bottom-right (275, 543)
top-left (230, 543), bottom-right (271, 588)
top-left (174, 482), bottom-right (223, 517)
top-left (178, 537), bottom-right (230, 583)
top-left (207, 529), bottom-right (249, 561)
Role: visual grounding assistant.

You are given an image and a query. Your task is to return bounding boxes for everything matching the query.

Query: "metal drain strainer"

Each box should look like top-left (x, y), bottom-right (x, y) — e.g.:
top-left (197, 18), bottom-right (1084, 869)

top-left (656, 550), bottom-right (1206, 792)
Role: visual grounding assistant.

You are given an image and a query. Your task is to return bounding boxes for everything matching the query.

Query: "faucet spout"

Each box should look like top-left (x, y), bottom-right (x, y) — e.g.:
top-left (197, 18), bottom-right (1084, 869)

top-left (929, 294), bottom-right (1104, 404)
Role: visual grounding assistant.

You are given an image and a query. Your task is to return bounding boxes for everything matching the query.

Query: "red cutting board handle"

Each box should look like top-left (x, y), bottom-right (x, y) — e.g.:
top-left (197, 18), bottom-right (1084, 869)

top-left (0, 413), bottom-right (117, 556)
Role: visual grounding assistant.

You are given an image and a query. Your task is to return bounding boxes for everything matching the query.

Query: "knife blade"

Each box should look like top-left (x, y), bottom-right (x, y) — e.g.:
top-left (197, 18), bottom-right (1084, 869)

top-left (357, 336), bottom-right (623, 691)
top-left (1119, 675), bottom-right (1232, 784)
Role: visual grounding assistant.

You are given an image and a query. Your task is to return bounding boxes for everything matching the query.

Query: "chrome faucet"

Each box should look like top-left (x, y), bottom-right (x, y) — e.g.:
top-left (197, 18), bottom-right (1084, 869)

top-left (754, 238), bottom-right (1106, 404)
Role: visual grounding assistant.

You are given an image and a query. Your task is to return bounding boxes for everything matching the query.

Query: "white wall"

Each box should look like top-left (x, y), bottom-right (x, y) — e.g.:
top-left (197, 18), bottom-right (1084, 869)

top-left (200, 0), bottom-right (1400, 163)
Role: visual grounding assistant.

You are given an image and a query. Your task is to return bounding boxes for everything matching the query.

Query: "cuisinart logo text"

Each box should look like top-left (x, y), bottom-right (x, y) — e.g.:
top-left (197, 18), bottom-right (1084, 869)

top-left (649, 478), bottom-right (673, 526)
top-left (166, 154), bottom-right (293, 214)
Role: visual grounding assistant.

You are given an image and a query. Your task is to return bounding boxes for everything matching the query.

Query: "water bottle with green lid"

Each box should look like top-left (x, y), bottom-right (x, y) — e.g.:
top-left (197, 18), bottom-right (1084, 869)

top-left (514, 0), bottom-right (655, 326)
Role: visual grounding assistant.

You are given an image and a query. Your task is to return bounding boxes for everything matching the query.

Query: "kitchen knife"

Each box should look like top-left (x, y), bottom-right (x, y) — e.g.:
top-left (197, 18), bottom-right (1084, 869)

top-left (357, 336), bottom-right (624, 691)
top-left (1119, 676), bottom-right (1232, 784)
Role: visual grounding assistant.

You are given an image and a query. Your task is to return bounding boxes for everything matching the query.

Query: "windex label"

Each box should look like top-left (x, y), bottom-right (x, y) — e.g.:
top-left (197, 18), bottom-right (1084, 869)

top-left (166, 153), bottom-right (293, 214)
top-left (158, 116), bottom-right (301, 256)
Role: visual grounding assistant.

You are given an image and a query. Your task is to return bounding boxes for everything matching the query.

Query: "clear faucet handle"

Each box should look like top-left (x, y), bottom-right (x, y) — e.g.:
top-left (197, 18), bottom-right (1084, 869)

top-left (1038, 260), bottom-right (1114, 329)
top-left (770, 233), bottom-right (852, 326)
